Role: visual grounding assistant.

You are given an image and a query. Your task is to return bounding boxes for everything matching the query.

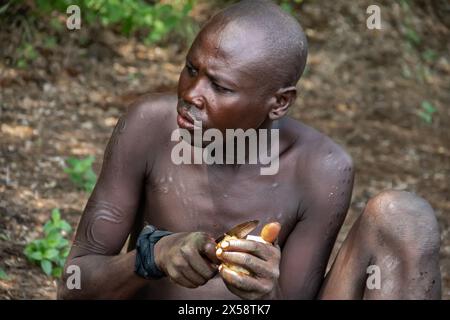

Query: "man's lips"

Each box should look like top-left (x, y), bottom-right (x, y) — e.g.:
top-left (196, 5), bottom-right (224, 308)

top-left (177, 114), bottom-right (195, 130)
top-left (178, 107), bottom-right (195, 123)
top-left (177, 108), bottom-right (196, 130)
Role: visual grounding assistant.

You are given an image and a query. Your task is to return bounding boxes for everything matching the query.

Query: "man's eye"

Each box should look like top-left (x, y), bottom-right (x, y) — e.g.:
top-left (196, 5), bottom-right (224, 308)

top-left (186, 65), bottom-right (197, 77)
top-left (212, 82), bottom-right (232, 93)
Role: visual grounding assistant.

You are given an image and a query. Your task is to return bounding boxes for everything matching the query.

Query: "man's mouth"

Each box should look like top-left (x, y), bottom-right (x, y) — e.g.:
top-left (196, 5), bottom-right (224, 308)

top-left (177, 104), bottom-right (201, 131)
top-left (177, 112), bottom-right (195, 131)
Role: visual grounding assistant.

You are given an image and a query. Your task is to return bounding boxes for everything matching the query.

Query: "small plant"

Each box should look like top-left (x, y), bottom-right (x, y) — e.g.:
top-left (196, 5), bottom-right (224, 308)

top-left (64, 155), bottom-right (97, 193)
top-left (23, 209), bottom-right (72, 278)
top-left (0, 267), bottom-right (10, 280)
top-left (417, 100), bottom-right (437, 124)
top-left (422, 49), bottom-right (438, 64)
top-left (23, 0), bottom-right (197, 45)
top-left (16, 42), bottom-right (39, 68)
top-left (0, 2), bottom-right (11, 15)
top-left (399, 0), bottom-right (423, 50)
top-left (404, 25), bottom-right (421, 47)
top-left (43, 36), bottom-right (58, 49)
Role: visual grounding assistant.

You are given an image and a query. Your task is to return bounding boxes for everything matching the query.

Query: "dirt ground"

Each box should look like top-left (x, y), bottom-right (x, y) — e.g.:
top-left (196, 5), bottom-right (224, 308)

top-left (1, 0), bottom-right (449, 299)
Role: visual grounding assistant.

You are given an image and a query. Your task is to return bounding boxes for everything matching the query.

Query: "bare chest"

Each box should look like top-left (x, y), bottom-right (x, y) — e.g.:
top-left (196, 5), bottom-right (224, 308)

top-left (141, 162), bottom-right (301, 247)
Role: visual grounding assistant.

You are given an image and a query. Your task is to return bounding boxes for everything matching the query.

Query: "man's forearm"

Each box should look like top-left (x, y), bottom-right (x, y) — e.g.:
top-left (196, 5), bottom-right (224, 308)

top-left (58, 250), bottom-right (148, 299)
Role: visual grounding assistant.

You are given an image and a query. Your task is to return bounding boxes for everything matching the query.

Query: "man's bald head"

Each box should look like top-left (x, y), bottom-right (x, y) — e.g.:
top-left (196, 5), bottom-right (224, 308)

top-left (198, 0), bottom-right (308, 89)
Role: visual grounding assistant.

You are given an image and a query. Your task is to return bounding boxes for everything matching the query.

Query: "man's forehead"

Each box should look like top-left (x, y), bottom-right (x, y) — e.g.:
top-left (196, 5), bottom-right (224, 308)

top-left (188, 21), bottom-right (269, 81)
top-left (201, 20), bottom-right (267, 62)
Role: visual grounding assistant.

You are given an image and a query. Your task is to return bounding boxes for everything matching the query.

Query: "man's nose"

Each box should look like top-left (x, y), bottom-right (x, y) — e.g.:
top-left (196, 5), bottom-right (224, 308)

top-left (183, 78), bottom-right (206, 110)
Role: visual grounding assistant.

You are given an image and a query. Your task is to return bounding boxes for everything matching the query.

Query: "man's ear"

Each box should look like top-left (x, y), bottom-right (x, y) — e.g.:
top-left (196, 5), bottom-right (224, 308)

top-left (268, 86), bottom-right (297, 120)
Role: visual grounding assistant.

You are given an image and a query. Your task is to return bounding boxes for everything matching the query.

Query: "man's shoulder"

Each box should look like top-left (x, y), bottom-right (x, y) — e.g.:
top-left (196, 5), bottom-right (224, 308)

top-left (118, 92), bottom-right (177, 141)
top-left (106, 93), bottom-right (177, 160)
top-left (284, 117), bottom-right (354, 217)
top-left (125, 92), bottom-right (177, 124)
top-left (283, 117), bottom-right (353, 177)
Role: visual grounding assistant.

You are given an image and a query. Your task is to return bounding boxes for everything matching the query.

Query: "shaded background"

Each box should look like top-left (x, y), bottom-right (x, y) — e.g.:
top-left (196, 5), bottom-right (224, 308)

top-left (1, 0), bottom-right (449, 299)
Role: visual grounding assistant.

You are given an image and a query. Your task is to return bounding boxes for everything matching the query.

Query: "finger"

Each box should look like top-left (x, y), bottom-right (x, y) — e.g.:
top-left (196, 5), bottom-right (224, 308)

top-left (180, 266), bottom-right (208, 286)
top-left (166, 265), bottom-right (198, 288)
top-left (224, 282), bottom-right (261, 300)
top-left (219, 239), bottom-right (272, 260)
top-left (219, 264), bottom-right (268, 293)
top-left (260, 222), bottom-right (281, 243)
top-left (201, 238), bottom-right (221, 265)
top-left (181, 247), bottom-right (218, 280)
top-left (219, 251), bottom-right (275, 278)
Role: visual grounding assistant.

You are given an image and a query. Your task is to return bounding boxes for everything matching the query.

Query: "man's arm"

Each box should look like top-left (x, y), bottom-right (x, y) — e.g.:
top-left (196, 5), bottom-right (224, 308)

top-left (58, 98), bottom-right (158, 299)
top-left (279, 140), bottom-right (354, 299)
top-left (216, 137), bottom-right (354, 300)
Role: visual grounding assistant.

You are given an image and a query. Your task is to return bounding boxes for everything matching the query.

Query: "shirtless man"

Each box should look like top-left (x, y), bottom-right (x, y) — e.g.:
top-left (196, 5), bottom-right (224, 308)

top-left (57, 0), bottom-right (441, 299)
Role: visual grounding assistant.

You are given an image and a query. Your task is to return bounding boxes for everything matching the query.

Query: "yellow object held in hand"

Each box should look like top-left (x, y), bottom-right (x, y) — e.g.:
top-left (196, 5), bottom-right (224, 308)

top-left (216, 221), bottom-right (281, 276)
top-left (260, 222), bottom-right (281, 243)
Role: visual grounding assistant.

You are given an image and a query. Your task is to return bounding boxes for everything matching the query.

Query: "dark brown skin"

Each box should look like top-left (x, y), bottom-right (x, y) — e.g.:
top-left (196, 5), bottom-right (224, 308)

top-left (58, 90), bottom-right (352, 299)
top-left (58, 1), bottom-right (441, 300)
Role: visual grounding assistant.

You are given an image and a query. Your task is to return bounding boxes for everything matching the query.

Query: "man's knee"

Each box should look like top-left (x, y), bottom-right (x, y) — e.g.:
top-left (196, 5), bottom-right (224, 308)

top-left (363, 190), bottom-right (440, 256)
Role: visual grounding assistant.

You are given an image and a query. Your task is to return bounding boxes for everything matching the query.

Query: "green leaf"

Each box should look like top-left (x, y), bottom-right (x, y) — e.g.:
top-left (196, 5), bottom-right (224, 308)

top-left (62, 247), bottom-right (70, 258)
top-left (59, 221), bottom-right (72, 232)
top-left (422, 49), bottom-right (438, 63)
top-left (0, 233), bottom-right (9, 241)
top-left (34, 239), bottom-right (46, 249)
top-left (65, 156), bottom-right (97, 192)
top-left (52, 209), bottom-right (61, 223)
top-left (0, 268), bottom-right (9, 280)
top-left (421, 101), bottom-right (436, 114)
top-left (182, 2), bottom-right (193, 15)
top-left (65, 157), bottom-right (78, 167)
top-left (43, 221), bottom-right (52, 234)
top-left (44, 249), bottom-right (59, 260)
top-left (121, 16), bottom-right (134, 35)
top-left (52, 267), bottom-right (63, 278)
top-left (280, 2), bottom-right (294, 14)
top-left (418, 111), bottom-right (432, 124)
top-left (29, 251), bottom-right (43, 261)
top-left (43, 36), bottom-right (57, 49)
top-left (23, 44), bottom-right (38, 61)
top-left (405, 27), bottom-right (421, 46)
top-left (17, 58), bottom-right (27, 69)
top-left (57, 239), bottom-right (69, 249)
top-left (23, 206), bottom-right (72, 277)
top-left (23, 244), bottom-right (35, 256)
top-left (0, 2), bottom-right (10, 15)
top-left (40, 260), bottom-right (52, 276)
top-left (36, 0), bottom-right (52, 13)
top-left (164, 16), bottom-right (179, 29)
top-left (47, 228), bottom-right (62, 239)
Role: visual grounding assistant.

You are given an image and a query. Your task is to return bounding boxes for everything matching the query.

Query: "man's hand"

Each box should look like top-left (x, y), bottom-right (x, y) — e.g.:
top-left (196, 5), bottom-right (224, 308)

top-left (154, 232), bottom-right (220, 288)
top-left (217, 223), bottom-right (282, 300)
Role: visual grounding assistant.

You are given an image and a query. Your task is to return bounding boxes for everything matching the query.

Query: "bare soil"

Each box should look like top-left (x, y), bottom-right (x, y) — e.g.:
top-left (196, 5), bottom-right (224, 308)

top-left (1, 0), bottom-right (449, 299)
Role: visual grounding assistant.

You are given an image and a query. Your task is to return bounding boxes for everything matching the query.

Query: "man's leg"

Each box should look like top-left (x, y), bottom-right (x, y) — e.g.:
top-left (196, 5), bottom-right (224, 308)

top-left (318, 190), bottom-right (441, 299)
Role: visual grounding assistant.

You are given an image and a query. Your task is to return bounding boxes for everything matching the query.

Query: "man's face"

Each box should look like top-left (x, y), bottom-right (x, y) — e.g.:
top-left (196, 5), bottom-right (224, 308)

top-left (177, 22), bottom-right (273, 135)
